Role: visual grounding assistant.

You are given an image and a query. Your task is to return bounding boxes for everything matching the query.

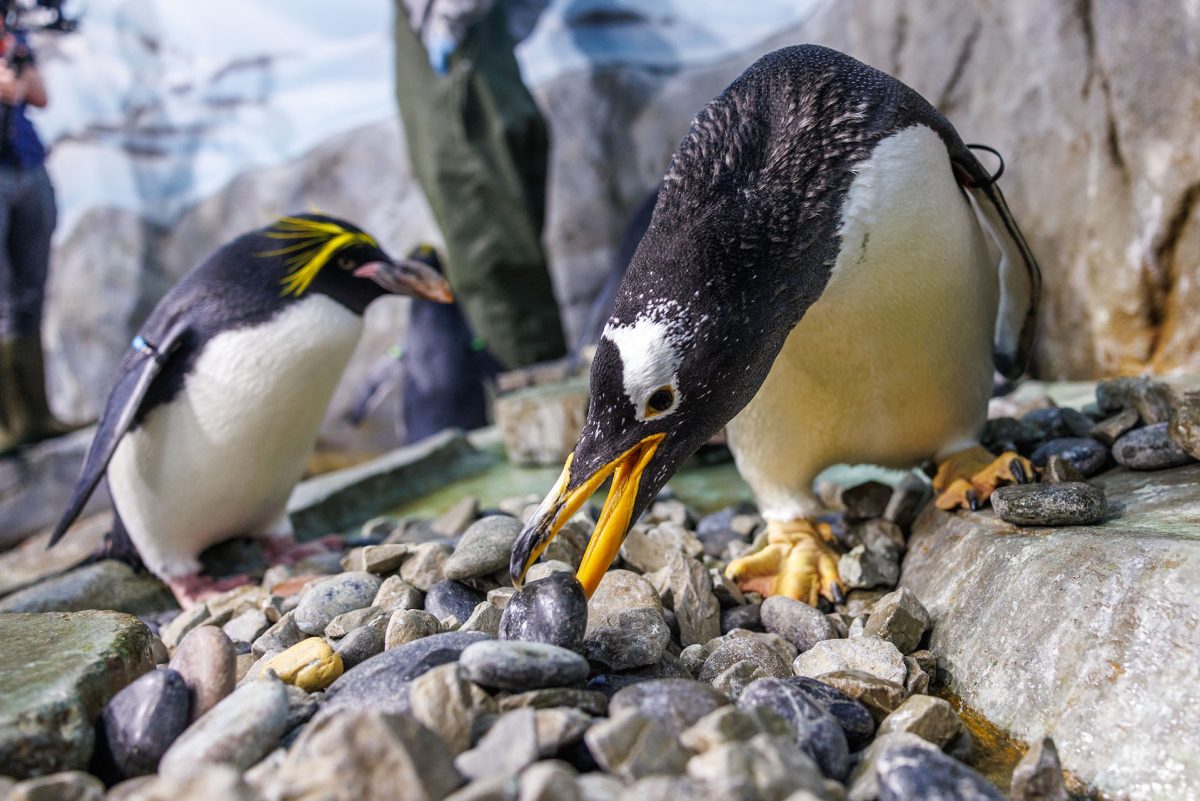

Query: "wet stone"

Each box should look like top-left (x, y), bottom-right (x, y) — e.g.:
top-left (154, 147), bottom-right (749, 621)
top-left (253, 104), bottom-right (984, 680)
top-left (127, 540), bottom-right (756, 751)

top-left (292, 572), bottom-right (382, 636)
top-left (158, 677), bottom-right (289, 776)
top-left (862, 588), bottom-right (930, 654)
top-left (1030, 437), bottom-right (1108, 477)
top-left (499, 572), bottom-right (588, 651)
top-left (385, 609), bottom-right (442, 649)
top-left (98, 669), bottom-right (190, 780)
top-left (461, 640), bottom-right (589, 691)
top-left (445, 516), bottom-right (524, 580)
top-left (736, 677), bottom-right (849, 781)
top-left (876, 744), bottom-right (1003, 801)
top-left (793, 636), bottom-right (907, 685)
top-left (876, 695), bottom-right (965, 749)
top-left (760, 595), bottom-right (837, 653)
top-left (584, 607), bottom-right (670, 670)
top-left (584, 711), bottom-right (690, 780)
top-left (1114, 422), bottom-right (1196, 470)
top-left (609, 679), bottom-right (728, 735)
top-left (334, 624), bottom-right (385, 669)
top-left (721, 603), bottom-right (762, 633)
top-left (426, 580), bottom-right (488, 624)
top-left (1009, 737), bottom-right (1070, 801)
top-left (991, 482), bottom-right (1108, 526)
top-left (786, 676), bottom-right (876, 750)
top-left (1090, 407), bottom-right (1140, 446)
top-left (169, 625), bottom-right (236, 722)
top-left (817, 670), bottom-right (908, 723)
top-left (698, 637), bottom-right (792, 683)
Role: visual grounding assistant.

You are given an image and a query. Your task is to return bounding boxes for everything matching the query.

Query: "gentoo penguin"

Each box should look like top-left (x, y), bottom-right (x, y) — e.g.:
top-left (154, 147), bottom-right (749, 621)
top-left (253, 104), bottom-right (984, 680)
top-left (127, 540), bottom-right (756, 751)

top-left (510, 45), bottom-right (1040, 606)
top-left (50, 215), bottom-right (452, 605)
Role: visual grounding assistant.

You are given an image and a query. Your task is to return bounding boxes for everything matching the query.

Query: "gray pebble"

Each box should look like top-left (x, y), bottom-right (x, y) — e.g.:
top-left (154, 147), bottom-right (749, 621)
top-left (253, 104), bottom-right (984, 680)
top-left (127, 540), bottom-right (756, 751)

top-left (609, 679), bottom-right (728, 736)
top-left (877, 744), bottom-right (1003, 800)
top-left (444, 516), bottom-right (523, 580)
top-left (841, 481), bottom-right (893, 520)
top-left (99, 669), bottom-right (191, 779)
top-left (1170, 391), bottom-right (1200, 460)
top-left (499, 572), bottom-right (588, 651)
top-left (334, 625), bottom-right (385, 669)
top-left (991, 482), bottom-right (1108, 526)
top-left (1113, 423), bottom-right (1196, 470)
top-left (736, 677), bottom-right (849, 781)
top-left (760, 595), bottom-right (836, 653)
top-left (698, 637), bottom-right (792, 683)
top-left (720, 603), bottom-right (762, 633)
top-left (169, 625), bottom-right (236, 722)
top-left (460, 640), bottom-right (589, 690)
top-left (425, 580), bottom-right (487, 623)
top-left (584, 607), bottom-right (670, 670)
top-left (252, 610), bottom-right (304, 656)
top-left (293, 572), bottom-right (382, 636)
top-left (1030, 437), bottom-right (1109, 477)
top-left (785, 676), bottom-right (875, 750)
top-left (158, 677), bottom-right (289, 776)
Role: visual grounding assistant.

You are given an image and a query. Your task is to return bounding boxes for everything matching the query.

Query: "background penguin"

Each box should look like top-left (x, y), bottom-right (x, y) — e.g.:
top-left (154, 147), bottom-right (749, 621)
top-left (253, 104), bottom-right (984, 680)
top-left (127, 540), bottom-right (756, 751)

top-left (49, 214), bottom-right (452, 605)
top-left (510, 45), bottom-right (1041, 606)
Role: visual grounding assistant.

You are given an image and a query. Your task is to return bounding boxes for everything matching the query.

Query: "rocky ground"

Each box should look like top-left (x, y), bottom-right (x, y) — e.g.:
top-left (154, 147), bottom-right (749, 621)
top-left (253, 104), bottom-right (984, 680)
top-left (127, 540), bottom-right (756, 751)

top-left (2, 376), bottom-right (1198, 801)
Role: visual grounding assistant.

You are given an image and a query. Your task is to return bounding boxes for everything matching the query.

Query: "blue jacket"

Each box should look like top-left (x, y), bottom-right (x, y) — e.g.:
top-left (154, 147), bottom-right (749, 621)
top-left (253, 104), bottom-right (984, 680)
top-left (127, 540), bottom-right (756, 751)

top-left (1, 30), bottom-right (46, 169)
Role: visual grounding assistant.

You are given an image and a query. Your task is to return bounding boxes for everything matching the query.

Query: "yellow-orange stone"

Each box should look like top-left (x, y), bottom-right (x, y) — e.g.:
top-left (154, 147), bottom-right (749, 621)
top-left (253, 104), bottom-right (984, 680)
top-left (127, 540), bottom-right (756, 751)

top-left (263, 637), bottom-right (343, 691)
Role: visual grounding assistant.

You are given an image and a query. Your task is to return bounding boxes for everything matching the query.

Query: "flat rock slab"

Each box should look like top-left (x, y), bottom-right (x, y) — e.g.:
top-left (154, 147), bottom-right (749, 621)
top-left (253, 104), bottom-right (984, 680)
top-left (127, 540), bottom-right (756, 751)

top-left (901, 463), bottom-right (1200, 800)
top-left (0, 611), bottom-right (155, 778)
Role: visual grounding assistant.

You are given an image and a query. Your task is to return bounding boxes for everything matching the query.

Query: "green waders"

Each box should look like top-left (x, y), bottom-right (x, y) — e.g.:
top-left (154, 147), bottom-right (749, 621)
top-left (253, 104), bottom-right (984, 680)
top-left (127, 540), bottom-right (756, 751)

top-left (392, 2), bottom-right (565, 370)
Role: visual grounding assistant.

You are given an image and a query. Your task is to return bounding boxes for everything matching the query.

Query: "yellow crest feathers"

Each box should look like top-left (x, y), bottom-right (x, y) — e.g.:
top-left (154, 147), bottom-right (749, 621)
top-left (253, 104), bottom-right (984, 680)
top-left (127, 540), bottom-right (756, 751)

top-left (259, 216), bottom-right (378, 297)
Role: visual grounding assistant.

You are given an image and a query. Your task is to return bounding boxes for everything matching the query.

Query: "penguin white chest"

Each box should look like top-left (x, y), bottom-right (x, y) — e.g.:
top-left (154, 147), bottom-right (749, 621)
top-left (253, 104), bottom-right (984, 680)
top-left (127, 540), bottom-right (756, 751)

top-left (108, 294), bottom-right (364, 577)
top-left (727, 124), bottom-right (999, 519)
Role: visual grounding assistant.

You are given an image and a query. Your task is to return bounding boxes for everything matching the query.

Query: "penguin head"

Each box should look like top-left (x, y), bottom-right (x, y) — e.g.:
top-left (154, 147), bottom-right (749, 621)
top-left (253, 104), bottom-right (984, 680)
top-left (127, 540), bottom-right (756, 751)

top-left (259, 214), bottom-right (453, 312)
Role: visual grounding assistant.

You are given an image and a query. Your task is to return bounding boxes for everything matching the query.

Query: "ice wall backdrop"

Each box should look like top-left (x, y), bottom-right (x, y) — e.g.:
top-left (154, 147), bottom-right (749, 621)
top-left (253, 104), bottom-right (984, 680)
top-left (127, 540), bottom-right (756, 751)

top-left (28, 0), bottom-right (1200, 451)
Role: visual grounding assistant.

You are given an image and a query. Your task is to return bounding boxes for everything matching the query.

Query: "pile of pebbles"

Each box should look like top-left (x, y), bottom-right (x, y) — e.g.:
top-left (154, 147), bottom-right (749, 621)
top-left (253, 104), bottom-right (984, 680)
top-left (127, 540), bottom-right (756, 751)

top-left (980, 376), bottom-right (1200, 526)
top-left (7, 476), bottom-right (1072, 801)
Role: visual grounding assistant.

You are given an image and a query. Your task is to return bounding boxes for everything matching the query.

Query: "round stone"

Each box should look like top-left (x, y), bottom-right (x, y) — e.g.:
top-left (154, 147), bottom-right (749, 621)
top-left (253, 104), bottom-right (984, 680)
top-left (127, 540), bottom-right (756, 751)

top-left (499, 572), bottom-right (588, 651)
top-left (609, 678), bottom-right (728, 736)
top-left (293, 572), bottom-right (383, 636)
top-left (877, 744), bottom-right (1003, 801)
top-left (424, 580), bottom-right (487, 623)
top-left (760, 595), bottom-right (837, 653)
top-left (1030, 437), bottom-right (1109, 477)
top-left (785, 676), bottom-right (875, 750)
top-left (459, 640), bottom-right (589, 690)
top-left (262, 637), bottom-right (343, 692)
top-left (444, 516), bottom-right (523, 580)
top-left (736, 677), bottom-right (850, 781)
top-left (99, 669), bottom-right (191, 779)
top-left (720, 603), bottom-right (762, 633)
top-left (990, 482), bottom-right (1108, 526)
top-left (1113, 423), bottom-right (1196, 470)
top-left (334, 625), bottom-right (385, 669)
top-left (698, 637), bottom-right (792, 683)
top-left (168, 625), bottom-right (236, 721)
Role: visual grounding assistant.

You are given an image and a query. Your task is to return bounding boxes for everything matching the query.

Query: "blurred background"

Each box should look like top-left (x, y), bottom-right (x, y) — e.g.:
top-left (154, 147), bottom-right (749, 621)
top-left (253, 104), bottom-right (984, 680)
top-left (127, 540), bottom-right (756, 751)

top-left (22, 0), bottom-right (1200, 455)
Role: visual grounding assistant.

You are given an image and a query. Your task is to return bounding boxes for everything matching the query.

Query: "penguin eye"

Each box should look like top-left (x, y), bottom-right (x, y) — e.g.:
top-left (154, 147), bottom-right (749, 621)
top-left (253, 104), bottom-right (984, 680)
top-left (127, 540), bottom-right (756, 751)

top-left (337, 256), bottom-right (356, 271)
top-left (644, 386), bottom-right (675, 417)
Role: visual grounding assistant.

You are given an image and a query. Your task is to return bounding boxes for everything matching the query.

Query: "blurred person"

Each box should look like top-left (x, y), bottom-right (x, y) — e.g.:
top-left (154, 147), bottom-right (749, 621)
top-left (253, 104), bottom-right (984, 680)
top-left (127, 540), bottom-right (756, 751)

top-left (0, 12), bottom-right (72, 454)
top-left (392, 0), bottom-right (565, 373)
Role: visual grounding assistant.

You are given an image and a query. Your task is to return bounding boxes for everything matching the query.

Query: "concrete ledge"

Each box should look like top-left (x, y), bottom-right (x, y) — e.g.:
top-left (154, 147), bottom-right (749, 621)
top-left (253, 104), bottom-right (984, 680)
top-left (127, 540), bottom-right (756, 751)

top-left (901, 464), bottom-right (1200, 801)
top-left (287, 429), bottom-right (499, 539)
top-left (0, 427), bottom-right (107, 550)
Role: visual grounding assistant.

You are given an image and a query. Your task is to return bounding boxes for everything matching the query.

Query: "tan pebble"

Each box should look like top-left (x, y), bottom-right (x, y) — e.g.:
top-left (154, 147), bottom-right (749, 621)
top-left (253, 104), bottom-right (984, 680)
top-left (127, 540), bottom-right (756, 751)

top-left (263, 637), bottom-right (343, 691)
top-left (270, 575), bottom-right (322, 597)
top-left (169, 625), bottom-right (237, 721)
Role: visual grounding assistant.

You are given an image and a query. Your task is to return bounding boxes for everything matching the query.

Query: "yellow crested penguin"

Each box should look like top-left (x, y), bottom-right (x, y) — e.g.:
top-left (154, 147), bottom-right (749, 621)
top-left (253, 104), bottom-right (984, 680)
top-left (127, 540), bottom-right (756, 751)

top-left (509, 45), bottom-right (1041, 606)
top-left (49, 215), bottom-right (452, 605)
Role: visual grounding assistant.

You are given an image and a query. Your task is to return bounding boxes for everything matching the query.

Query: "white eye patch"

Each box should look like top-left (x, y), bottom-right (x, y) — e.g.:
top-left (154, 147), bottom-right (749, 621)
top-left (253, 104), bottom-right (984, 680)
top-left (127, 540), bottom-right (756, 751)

top-left (603, 316), bottom-right (683, 421)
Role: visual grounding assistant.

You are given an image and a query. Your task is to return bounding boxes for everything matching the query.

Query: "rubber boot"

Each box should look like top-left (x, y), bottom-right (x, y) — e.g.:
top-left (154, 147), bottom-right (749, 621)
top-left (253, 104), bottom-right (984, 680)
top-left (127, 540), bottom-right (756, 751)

top-left (0, 338), bottom-right (24, 454)
top-left (0, 335), bottom-right (77, 455)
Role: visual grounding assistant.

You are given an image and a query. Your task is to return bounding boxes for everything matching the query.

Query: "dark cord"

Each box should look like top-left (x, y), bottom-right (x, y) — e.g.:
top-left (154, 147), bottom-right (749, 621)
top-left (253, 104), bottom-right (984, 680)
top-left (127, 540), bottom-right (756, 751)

top-left (965, 143), bottom-right (1005, 186)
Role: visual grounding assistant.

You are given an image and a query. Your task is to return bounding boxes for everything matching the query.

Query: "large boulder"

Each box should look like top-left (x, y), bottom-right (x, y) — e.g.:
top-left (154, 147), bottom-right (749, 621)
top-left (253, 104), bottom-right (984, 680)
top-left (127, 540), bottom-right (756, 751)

top-left (0, 611), bottom-right (155, 778)
top-left (901, 462), bottom-right (1200, 800)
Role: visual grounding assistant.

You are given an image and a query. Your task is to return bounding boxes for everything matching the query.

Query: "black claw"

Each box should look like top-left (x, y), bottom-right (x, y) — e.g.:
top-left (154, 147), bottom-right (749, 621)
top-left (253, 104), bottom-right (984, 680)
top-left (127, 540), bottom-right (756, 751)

top-left (1011, 458), bottom-right (1028, 484)
top-left (966, 489), bottom-right (981, 512)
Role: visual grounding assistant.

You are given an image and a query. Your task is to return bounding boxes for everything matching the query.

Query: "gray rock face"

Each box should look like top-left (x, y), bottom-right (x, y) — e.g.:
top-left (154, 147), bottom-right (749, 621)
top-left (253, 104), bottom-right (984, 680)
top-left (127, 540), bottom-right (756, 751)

top-left (325, 631), bottom-right (491, 716)
top-left (445, 516), bottom-right (524, 580)
top-left (460, 640), bottom-right (589, 691)
top-left (876, 745), bottom-right (1003, 801)
top-left (499, 572), bottom-right (588, 651)
top-left (98, 669), bottom-right (190, 779)
top-left (0, 611), bottom-right (155, 779)
top-left (272, 710), bottom-right (463, 801)
top-left (167, 626), bottom-right (236, 722)
top-left (1113, 423), bottom-right (1196, 470)
top-left (609, 679), bottom-right (728, 736)
top-left (292, 572), bottom-right (382, 636)
top-left (0, 560), bottom-right (175, 616)
top-left (760, 595), bottom-right (837, 653)
top-left (991, 482), bottom-right (1109, 526)
top-left (902, 463), bottom-right (1200, 800)
top-left (158, 678), bottom-right (288, 776)
top-left (792, 637), bottom-right (907, 685)
top-left (862, 588), bottom-right (931, 654)
top-left (735, 678), bottom-right (849, 781)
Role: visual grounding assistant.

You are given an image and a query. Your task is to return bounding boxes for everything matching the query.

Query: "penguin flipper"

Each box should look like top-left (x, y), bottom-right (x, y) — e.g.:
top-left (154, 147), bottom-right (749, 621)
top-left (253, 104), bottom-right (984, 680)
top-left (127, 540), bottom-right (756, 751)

top-left (47, 321), bottom-right (191, 549)
top-left (964, 180), bottom-right (1042, 380)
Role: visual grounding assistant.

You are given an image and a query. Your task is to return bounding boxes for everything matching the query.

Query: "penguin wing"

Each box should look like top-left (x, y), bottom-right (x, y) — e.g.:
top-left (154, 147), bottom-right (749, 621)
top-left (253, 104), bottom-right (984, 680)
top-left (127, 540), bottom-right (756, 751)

top-left (963, 179), bottom-right (1042, 380)
top-left (47, 318), bottom-right (192, 548)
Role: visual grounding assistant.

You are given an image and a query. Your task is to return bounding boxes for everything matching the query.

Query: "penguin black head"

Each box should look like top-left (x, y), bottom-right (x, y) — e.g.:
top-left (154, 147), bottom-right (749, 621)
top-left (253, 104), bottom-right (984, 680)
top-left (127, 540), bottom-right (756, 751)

top-left (252, 214), bottom-right (453, 313)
